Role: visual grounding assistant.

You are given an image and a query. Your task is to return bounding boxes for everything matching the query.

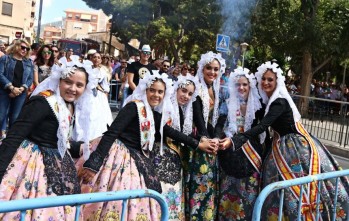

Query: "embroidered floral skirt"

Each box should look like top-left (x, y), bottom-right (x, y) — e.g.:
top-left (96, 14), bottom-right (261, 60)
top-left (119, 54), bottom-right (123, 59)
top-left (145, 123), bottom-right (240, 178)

top-left (78, 140), bottom-right (162, 221)
top-left (261, 133), bottom-right (349, 221)
top-left (218, 170), bottom-right (260, 221)
top-left (150, 142), bottom-right (184, 221)
top-left (0, 140), bottom-right (78, 220)
top-left (182, 148), bottom-right (219, 221)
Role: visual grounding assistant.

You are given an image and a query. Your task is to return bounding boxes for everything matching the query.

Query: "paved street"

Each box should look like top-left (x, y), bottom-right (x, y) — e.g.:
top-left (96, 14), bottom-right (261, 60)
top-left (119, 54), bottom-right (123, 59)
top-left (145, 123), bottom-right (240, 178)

top-left (334, 155), bottom-right (349, 169)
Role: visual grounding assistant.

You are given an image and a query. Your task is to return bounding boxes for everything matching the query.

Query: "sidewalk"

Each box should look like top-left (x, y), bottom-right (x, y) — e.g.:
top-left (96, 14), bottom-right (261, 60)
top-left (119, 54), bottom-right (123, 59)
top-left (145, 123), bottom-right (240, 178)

top-left (321, 139), bottom-right (349, 159)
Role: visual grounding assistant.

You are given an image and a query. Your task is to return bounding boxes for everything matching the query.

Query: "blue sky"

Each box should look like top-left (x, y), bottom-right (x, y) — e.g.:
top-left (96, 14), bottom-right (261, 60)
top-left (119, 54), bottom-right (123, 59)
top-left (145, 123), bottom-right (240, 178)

top-left (35, 0), bottom-right (95, 25)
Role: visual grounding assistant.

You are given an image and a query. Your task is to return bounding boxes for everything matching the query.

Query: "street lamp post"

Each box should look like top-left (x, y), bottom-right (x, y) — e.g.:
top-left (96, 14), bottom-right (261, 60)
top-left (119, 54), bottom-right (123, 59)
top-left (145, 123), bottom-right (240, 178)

top-left (36, 0), bottom-right (43, 43)
top-left (240, 42), bottom-right (249, 68)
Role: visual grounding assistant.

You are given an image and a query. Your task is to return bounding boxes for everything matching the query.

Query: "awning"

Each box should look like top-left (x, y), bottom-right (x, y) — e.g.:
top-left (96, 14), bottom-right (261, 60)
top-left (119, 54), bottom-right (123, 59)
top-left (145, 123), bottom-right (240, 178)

top-left (81, 14), bottom-right (91, 20)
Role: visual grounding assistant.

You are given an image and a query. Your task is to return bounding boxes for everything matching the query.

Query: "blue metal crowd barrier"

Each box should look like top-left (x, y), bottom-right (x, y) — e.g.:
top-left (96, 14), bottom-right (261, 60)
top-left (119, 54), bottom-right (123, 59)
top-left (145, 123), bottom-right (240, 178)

top-left (252, 169), bottom-right (349, 221)
top-left (0, 189), bottom-right (169, 221)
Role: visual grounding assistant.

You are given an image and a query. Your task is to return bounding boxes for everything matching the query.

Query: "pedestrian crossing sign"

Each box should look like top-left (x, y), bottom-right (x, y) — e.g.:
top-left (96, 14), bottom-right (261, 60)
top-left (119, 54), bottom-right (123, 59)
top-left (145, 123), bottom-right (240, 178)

top-left (216, 34), bottom-right (230, 53)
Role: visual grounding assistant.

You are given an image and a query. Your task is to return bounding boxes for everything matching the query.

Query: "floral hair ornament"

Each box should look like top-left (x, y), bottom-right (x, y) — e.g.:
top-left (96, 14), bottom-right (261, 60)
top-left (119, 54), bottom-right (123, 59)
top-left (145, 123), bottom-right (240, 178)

top-left (196, 51), bottom-right (226, 127)
top-left (171, 75), bottom-right (200, 135)
top-left (255, 61), bottom-right (301, 122)
top-left (124, 71), bottom-right (174, 155)
top-left (225, 67), bottom-right (264, 143)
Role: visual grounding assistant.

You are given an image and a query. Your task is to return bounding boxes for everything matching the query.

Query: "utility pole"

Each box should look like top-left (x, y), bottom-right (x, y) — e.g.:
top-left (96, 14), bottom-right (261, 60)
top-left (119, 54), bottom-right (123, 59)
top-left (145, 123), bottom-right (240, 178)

top-left (108, 19), bottom-right (113, 55)
top-left (36, 0), bottom-right (43, 43)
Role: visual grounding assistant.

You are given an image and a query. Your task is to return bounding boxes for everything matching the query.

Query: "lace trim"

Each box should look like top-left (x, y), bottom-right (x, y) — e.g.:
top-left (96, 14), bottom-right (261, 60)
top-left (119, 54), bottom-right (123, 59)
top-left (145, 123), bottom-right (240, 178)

top-left (44, 92), bottom-right (72, 158)
top-left (127, 146), bottom-right (162, 193)
top-left (134, 100), bottom-right (154, 157)
top-left (149, 142), bottom-right (181, 185)
top-left (83, 149), bottom-right (105, 173)
top-left (40, 146), bottom-right (80, 195)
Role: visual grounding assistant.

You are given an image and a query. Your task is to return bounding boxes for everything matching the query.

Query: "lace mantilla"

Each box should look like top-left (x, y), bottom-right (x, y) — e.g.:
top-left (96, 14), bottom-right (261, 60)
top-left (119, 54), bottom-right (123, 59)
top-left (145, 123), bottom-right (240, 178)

top-left (225, 67), bottom-right (265, 143)
top-left (255, 61), bottom-right (301, 123)
top-left (32, 61), bottom-right (97, 160)
top-left (196, 51), bottom-right (226, 127)
top-left (171, 75), bottom-right (199, 135)
top-left (124, 71), bottom-right (174, 155)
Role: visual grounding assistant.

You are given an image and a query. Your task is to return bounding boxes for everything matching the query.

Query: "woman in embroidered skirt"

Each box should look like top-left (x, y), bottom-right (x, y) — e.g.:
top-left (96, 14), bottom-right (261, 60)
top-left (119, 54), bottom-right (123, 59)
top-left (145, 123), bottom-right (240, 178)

top-left (149, 74), bottom-right (201, 221)
top-left (79, 72), bottom-right (216, 221)
top-left (182, 51), bottom-right (225, 221)
top-left (219, 61), bottom-right (349, 220)
top-left (215, 67), bottom-right (266, 220)
top-left (0, 64), bottom-right (93, 220)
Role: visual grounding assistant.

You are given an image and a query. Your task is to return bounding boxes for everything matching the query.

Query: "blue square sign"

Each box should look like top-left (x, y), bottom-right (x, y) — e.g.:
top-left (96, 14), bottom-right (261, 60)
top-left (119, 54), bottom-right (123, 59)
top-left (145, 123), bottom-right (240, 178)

top-left (216, 34), bottom-right (230, 53)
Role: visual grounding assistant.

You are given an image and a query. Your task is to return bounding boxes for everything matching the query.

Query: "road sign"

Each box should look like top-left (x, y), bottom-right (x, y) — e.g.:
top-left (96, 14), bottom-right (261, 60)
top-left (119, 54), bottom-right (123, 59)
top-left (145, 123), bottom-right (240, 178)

top-left (216, 34), bottom-right (230, 53)
top-left (15, 32), bottom-right (22, 39)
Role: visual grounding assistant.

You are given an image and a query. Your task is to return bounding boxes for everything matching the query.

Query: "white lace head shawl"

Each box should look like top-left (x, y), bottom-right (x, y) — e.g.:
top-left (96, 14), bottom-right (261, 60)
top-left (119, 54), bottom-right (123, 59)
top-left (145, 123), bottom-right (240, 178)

top-left (196, 51), bottom-right (226, 127)
top-left (171, 75), bottom-right (200, 135)
top-left (124, 71), bottom-right (174, 155)
top-left (225, 67), bottom-right (260, 134)
top-left (255, 61), bottom-right (301, 123)
top-left (32, 62), bottom-right (97, 160)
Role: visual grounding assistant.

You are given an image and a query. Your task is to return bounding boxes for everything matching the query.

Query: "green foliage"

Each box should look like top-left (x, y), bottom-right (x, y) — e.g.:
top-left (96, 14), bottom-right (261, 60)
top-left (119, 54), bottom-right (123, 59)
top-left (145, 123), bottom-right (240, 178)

top-left (251, 0), bottom-right (349, 77)
top-left (82, 0), bottom-right (222, 62)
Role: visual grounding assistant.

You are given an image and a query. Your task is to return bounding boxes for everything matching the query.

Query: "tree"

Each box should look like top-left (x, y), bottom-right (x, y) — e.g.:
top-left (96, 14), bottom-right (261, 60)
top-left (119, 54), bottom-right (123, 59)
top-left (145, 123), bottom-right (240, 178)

top-left (251, 0), bottom-right (349, 114)
top-left (82, 0), bottom-right (222, 62)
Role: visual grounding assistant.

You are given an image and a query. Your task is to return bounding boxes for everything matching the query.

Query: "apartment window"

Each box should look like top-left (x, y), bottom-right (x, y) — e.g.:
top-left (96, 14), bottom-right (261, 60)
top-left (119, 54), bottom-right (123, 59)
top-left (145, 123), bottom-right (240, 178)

top-left (73, 22), bottom-right (82, 29)
top-left (68, 13), bottom-right (73, 18)
top-left (75, 14), bottom-right (80, 20)
top-left (45, 31), bottom-right (52, 36)
top-left (2, 2), bottom-right (13, 16)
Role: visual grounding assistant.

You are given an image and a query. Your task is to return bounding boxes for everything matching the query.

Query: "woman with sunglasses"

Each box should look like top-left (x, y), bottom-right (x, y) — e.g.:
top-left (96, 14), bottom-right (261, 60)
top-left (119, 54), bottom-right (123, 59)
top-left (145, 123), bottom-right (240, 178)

top-left (219, 61), bottom-right (349, 220)
top-left (33, 45), bottom-right (55, 87)
top-left (183, 51), bottom-right (226, 221)
top-left (0, 39), bottom-right (33, 135)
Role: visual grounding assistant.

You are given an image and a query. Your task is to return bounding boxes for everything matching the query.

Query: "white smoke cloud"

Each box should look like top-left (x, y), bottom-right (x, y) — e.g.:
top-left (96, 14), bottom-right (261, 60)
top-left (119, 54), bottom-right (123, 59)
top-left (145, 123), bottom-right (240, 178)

top-left (218, 0), bottom-right (258, 67)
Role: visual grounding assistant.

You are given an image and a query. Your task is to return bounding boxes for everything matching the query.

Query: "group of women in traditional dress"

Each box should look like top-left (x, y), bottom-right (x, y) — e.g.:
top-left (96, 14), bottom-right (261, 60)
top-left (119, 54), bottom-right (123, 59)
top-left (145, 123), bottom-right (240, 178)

top-left (0, 50), bottom-right (348, 221)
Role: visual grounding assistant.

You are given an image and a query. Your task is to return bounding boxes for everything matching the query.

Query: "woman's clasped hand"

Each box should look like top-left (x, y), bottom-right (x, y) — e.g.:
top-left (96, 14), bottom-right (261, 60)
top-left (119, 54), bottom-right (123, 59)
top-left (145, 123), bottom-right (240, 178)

top-left (198, 137), bottom-right (220, 154)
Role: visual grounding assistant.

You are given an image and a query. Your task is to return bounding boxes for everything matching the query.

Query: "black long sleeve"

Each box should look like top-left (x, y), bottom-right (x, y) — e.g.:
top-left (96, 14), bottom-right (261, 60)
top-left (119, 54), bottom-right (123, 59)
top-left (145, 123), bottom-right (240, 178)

top-left (214, 115), bottom-right (227, 138)
top-left (153, 111), bottom-right (199, 149)
top-left (193, 96), bottom-right (215, 138)
top-left (83, 102), bottom-right (137, 172)
top-left (0, 97), bottom-right (51, 181)
top-left (232, 98), bottom-right (287, 148)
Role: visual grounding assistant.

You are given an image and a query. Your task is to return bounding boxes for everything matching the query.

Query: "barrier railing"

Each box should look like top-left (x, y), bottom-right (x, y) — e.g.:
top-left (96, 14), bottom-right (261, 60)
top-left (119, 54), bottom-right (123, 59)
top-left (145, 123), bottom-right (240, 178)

top-left (0, 189), bottom-right (169, 221)
top-left (109, 80), bottom-right (122, 110)
top-left (252, 169), bottom-right (349, 221)
top-left (292, 95), bottom-right (349, 147)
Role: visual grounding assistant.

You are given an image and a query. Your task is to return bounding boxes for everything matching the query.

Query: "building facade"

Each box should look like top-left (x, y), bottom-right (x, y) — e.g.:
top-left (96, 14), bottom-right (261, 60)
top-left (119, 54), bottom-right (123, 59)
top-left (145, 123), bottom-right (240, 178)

top-left (0, 0), bottom-right (36, 44)
top-left (64, 9), bottom-right (109, 40)
top-left (43, 26), bottom-right (62, 45)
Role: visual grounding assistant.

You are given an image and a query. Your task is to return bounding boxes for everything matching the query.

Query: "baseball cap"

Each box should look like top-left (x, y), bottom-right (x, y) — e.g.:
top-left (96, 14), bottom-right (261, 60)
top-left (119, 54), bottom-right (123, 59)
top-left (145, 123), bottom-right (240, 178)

top-left (87, 49), bottom-right (97, 55)
top-left (141, 44), bottom-right (151, 52)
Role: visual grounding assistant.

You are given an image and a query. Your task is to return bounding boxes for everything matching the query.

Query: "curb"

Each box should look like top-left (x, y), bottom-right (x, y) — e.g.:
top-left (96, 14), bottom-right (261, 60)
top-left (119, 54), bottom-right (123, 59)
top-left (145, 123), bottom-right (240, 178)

top-left (323, 142), bottom-right (349, 159)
